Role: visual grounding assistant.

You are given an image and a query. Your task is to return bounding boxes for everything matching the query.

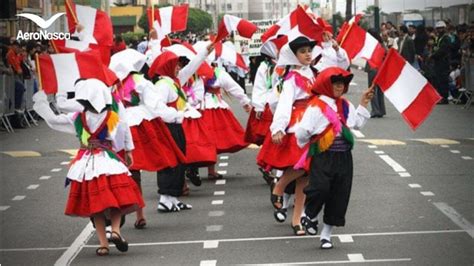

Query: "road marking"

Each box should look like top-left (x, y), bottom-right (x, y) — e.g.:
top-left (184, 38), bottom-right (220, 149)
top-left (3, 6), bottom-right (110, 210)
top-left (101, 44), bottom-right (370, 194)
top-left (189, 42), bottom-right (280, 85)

top-left (378, 155), bottom-right (406, 172)
top-left (348, 253), bottom-right (365, 262)
top-left (51, 168), bottom-right (62, 172)
top-left (215, 179), bottom-right (226, 185)
top-left (420, 191), bottom-right (435, 196)
top-left (338, 235), bottom-right (354, 243)
top-left (0, 247), bottom-right (69, 252)
top-left (351, 130), bottom-right (365, 138)
top-left (208, 211), bottom-right (225, 217)
top-left (0, 206), bottom-right (11, 211)
top-left (206, 225), bottom-right (223, 232)
top-left (203, 240), bottom-right (219, 249)
top-left (218, 162), bottom-right (228, 167)
top-left (214, 191), bottom-right (225, 196)
top-left (59, 149), bottom-right (78, 156)
top-left (450, 150), bottom-right (460, 154)
top-left (60, 161), bottom-right (70, 165)
top-left (398, 172), bottom-right (411, 177)
top-left (433, 202), bottom-right (474, 238)
top-left (350, 82), bottom-right (358, 86)
top-left (249, 258), bottom-right (411, 265)
top-left (220, 156), bottom-right (229, 160)
top-left (217, 170), bottom-right (227, 175)
top-left (1, 151), bottom-right (41, 157)
top-left (461, 156), bottom-right (472, 160)
top-left (374, 150), bottom-right (385, 154)
top-left (12, 195), bottom-right (26, 201)
top-left (359, 139), bottom-right (406, 145)
top-left (212, 200), bottom-right (224, 205)
top-left (54, 222), bottom-right (95, 266)
top-left (412, 138), bottom-right (460, 145)
top-left (440, 145), bottom-right (450, 148)
top-left (200, 260), bottom-right (217, 266)
top-left (368, 145), bottom-right (377, 149)
top-left (39, 175), bottom-right (51, 180)
top-left (27, 184), bottom-right (40, 190)
top-left (408, 184), bottom-right (421, 188)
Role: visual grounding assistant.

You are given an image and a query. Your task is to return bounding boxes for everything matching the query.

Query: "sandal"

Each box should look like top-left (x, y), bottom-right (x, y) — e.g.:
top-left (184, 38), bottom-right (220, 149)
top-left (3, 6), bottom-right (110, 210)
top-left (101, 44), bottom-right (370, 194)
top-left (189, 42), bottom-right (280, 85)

top-left (110, 231), bottom-right (129, 252)
top-left (208, 173), bottom-right (223, 180)
top-left (134, 218), bottom-right (147, 229)
top-left (157, 202), bottom-right (180, 213)
top-left (186, 168), bottom-right (202, 186)
top-left (273, 208), bottom-right (287, 223)
top-left (292, 224), bottom-right (306, 236)
top-left (176, 202), bottom-right (192, 210)
top-left (320, 239), bottom-right (333, 249)
top-left (95, 246), bottom-right (109, 256)
top-left (301, 216), bottom-right (318, 235)
top-left (270, 180), bottom-right (283, 209)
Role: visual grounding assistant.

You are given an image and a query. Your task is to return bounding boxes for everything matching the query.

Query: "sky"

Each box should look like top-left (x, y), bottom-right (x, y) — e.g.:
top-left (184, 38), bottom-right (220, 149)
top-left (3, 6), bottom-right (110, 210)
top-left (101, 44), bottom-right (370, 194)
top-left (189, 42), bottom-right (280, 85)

top-left (327, 0), bottom-right (472, 14)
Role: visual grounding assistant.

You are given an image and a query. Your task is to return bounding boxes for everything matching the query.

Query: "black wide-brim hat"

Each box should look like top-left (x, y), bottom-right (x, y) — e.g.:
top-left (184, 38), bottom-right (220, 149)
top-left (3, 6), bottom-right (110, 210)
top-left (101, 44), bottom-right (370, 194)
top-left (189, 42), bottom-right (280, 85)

top-left (289, 36), bottom-right (317, 54)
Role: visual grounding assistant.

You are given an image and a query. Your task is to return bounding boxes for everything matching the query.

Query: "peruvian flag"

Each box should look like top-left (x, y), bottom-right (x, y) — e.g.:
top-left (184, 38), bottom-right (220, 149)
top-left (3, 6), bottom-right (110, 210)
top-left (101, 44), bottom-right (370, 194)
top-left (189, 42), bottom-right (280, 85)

top-left (261, 8), bottom-right (298, 42)
top-left (215, 15), bottom-right (258, 43)
top-left (215, 41), bottom-right (248, 71)
top-left (373, 48), bottom-right (441, 130)
top-left (336, 18), bottom-right (385, 68)
top-left (65, 0), bottom-right (113, 47)
top-left (147, 5), bottom-right (188, 37)
top-left (50, 39), bottom-right (112, 66)
top-left (36, 50), bottom-right (118, 95)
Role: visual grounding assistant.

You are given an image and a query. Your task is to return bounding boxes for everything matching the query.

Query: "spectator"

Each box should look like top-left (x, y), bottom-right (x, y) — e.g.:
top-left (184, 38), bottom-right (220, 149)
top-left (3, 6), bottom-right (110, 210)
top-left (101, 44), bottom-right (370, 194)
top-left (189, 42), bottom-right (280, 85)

top-left (6, 41), bottom-right (26, 128)
top-left (448, 24), bottom-right (461, 63)
top-left (431, 21), bottom-right (451, 104)
top-left (385, 21), bottom-right (397, 38)
top-left (137, 37), bottom-right (148, 54)
top-left (381, 31), bottom-right (395, 49)
top-left (408, 24), bottom-right (416, 40)
top-left (397, 25), bottom-right (416, 64)
top-left (366, 28), bottom-right (386, 118)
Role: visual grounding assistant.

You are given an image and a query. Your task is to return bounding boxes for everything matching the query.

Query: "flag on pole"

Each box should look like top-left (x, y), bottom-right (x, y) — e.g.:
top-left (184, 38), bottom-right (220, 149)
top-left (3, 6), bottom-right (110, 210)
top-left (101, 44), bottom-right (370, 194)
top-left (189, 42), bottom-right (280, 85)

top-left (147, 4), bottom-right (188, 37)
top-left (215, 41), bottom-right (249, 71)
top-left (373, 48), bottom-right (441, 130)
top-left (215, 15), bottom-right (258, 43)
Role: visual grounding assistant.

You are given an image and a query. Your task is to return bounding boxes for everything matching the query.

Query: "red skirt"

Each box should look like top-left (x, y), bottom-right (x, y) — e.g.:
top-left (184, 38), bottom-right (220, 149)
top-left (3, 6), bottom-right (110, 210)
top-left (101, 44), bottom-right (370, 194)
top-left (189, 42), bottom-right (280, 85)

top-left (129, 118), bottom-right (186, 171)
top-left (65, 173), bottom-right (145, 218)
top-left (182, 118), bottom-right (217, 167)
top-left (256, 132), bottom-right (305, 170)
top-left (244, 105), bottom-right (273, 146)
top-left (201, 108), bottom-right (249, 154)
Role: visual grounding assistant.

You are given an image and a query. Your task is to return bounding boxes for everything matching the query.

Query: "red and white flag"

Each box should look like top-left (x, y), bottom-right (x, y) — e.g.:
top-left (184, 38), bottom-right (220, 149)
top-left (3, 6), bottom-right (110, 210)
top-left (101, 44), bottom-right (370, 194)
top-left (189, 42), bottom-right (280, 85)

top-left (36, 50), bottom-right (117, 94)
top-left (215, 15), bottom-right (258, 43)
top-left (147, 5), bottom-right (188, 37)
top-left (65, 0), bottom-right (113, 47)
top-left (336, 19), bottom-right (385, 68)
top-left (373, 48), bottom-right (441, 130)
top-left (215, 41), bottom-right (248, 71)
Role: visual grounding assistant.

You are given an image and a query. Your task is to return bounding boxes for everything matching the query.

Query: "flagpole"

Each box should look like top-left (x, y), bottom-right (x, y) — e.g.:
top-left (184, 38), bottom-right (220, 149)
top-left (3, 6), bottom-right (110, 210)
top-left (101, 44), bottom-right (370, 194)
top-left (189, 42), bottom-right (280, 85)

top-left (65, 0), bottom-right (79, 25)
top-left (35, 53), bottom-right (43, 91)
top-left (339, 22), bottom-right (354, 47)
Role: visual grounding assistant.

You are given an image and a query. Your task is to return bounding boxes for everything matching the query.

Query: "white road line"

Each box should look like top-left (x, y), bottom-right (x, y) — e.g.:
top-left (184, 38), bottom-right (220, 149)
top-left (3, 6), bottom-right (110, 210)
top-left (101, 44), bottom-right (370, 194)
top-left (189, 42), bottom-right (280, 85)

top-left (214, 191), bottom-right (225, 196)
top-left (433, 202), bottom-right (474, 238)
top-left (39, 175), bottom-right (51, 180)
top-left (348, 253), bottom-right (365, 262)
top-left (217, 170), bottom-right (227, 175)
top-left (215, 179), bottom-right (226, 185)
top-left (208, 211), bottom-right (225, 217)
top-left (203, 240), bottom-right (219, 249)
top-left (461, 156), bottom-right (472, 160)
top-left (338, 235), bottom-right (354, 243)
top-left (27, 184), bottom-right (40, 190)
top-left (420, 191), bottom-right (435, 196)
top-left (212, 200), bottom-right (224, 205)
top-left (51, 168), bottom-right (62, 172)
top-left (368, 145), bottom-right (377, 149)
top-left (206, 225), bottom-right (223, 232)
top-left (378, 155), bottom-right (406, 172)
top-left (350, 82), bottom-right (358, 86)
top-left (450, 150), bottom-right (460, 154)
top-left (12, 195), bottom-right (26, 201)
top-left (408, 184), bottom-right (421, 188)
top-left (60, 161), bottom-right (69, 165)
top-left (83, 230), bottom-right (464, 248)
top-left (246, 258), bottom-right (411, 265)
top-left (440, 145), bottom-right (450, 148)
top-left (374, 150), bottom-right (385, 154)
top-left (351, 130), bottom-right (365, 138)
top-left (219, 162), bottom-right (229, 167)
top-left (54, 222), bottom-right (95, 266)
top-left (398, 172), bottom-right (411, 177)
top-left (200, 260), bottom-right (217, 266)
top-left (220, 156), bottom-right (229, 160)
top-left (0, 247), bottom-right (69, 252)
top-left (0, 206), bottom-right (11, 211)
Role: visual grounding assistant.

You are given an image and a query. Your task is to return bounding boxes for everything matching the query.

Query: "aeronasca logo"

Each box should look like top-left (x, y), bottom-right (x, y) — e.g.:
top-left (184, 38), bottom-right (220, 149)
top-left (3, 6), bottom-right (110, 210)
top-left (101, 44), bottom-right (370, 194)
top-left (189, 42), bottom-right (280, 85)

top-left (15, 13), bottom-right (71, 41)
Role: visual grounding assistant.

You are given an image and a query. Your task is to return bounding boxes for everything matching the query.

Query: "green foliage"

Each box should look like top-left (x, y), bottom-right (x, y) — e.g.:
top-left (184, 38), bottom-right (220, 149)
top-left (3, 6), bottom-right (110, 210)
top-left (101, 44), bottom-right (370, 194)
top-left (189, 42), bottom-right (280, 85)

top-left (121, 32), bottom-right (147, 44)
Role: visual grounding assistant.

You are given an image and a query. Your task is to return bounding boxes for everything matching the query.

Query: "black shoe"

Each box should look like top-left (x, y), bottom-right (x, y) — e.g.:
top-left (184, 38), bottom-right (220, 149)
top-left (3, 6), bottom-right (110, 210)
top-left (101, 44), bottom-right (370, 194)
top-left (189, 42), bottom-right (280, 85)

top-left (186, 168), bottom-right (202, 186)
top-left (320, 239), bottom-right (333, 249)
top-left (301, 216), bottom-right (318, 235)
top-left (273, 208), bottom-right (287, 223)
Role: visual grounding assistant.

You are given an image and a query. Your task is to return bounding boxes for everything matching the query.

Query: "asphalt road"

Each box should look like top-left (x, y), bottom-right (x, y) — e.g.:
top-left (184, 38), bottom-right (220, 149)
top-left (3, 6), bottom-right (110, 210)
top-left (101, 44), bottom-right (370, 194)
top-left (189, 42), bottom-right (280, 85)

top-left (1, 68), bottom-right (473, 266)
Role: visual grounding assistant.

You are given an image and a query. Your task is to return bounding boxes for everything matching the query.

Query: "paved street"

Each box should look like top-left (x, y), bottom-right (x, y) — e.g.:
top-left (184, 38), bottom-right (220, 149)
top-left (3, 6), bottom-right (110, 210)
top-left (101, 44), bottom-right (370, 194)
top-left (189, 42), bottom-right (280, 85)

top-left (1, 68), bottom-right (473, 265)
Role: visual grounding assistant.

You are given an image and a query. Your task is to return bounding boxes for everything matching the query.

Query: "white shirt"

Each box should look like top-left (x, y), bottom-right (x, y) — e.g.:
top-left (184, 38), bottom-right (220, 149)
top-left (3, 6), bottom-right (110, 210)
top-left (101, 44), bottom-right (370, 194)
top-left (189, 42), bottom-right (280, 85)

top-left (315, 41), bottom-right (350, 71)
top-left (202, 68), bottom-right (250, 109)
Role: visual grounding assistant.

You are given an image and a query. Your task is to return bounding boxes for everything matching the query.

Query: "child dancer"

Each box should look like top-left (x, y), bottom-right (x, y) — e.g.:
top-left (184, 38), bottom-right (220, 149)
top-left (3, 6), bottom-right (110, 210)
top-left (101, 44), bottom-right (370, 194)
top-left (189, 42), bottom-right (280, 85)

top-left (33, 79), bottom-right (145, 256)
top-left (295, 67), bottom-right (374, 249)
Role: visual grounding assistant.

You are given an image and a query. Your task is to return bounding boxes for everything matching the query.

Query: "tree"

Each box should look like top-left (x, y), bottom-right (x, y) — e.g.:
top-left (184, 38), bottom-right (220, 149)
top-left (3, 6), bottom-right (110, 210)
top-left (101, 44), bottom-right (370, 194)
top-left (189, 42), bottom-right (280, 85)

top-left (138, 6), bottom-right (212, 35)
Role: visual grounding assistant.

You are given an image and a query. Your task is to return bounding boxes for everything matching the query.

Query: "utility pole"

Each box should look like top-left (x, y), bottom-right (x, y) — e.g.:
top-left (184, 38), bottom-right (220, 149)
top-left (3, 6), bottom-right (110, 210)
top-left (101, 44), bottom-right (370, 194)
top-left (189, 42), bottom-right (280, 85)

top-left (374, 0), bottom-right (380, 31)
top-left (332, 0), bottom-right (336, 31)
